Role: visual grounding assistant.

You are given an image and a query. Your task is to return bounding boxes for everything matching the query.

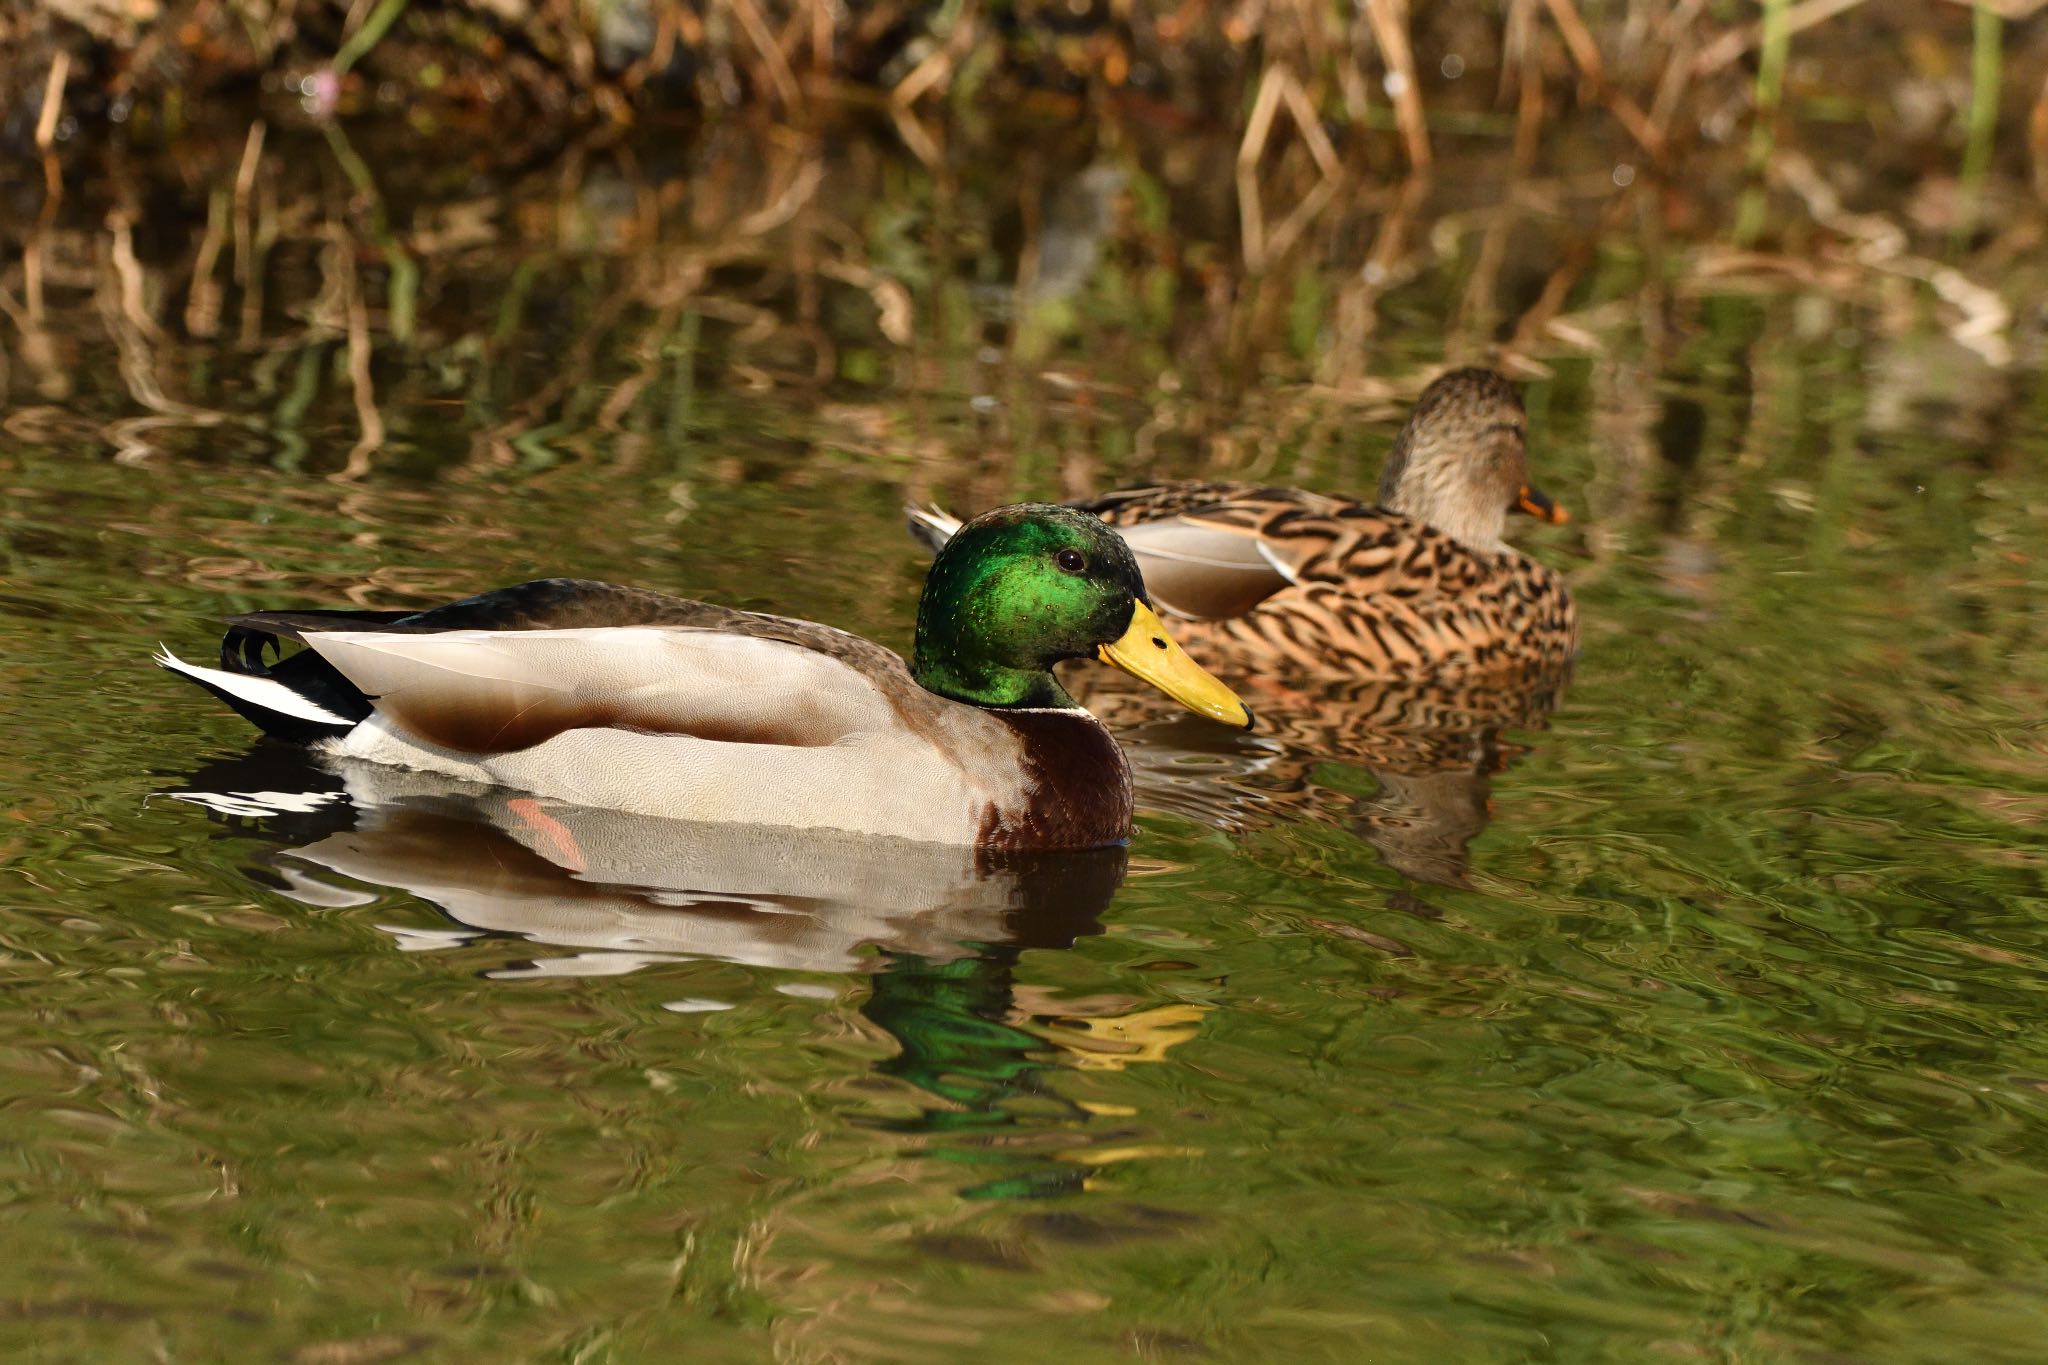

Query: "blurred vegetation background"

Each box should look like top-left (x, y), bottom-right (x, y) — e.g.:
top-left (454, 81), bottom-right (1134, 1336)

top-left (1, 1), bottom-right (2043, 499)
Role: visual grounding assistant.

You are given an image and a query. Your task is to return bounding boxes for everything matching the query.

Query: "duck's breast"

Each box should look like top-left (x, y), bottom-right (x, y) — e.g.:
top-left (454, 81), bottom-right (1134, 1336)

top-left (973, 710), bottom-right (1133, 851)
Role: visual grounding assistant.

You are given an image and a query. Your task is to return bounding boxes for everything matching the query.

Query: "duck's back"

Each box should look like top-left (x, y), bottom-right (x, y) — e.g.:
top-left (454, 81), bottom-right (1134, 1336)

top-left (1068, 484), bottom-right (1575, 679)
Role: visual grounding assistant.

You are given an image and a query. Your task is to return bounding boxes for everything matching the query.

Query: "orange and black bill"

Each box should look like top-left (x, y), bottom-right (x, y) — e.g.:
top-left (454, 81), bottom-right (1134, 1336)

top-left (1514, 484), bottom-right (1570, 524)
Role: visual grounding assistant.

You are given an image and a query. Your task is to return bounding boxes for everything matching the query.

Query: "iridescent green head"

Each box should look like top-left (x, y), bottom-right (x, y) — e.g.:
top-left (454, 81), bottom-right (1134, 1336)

top-left (912, 504), bottom-right (1251, 727)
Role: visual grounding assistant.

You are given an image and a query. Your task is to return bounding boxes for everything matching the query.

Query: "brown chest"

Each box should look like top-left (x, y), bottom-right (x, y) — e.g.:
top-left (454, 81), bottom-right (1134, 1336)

top-left (978, 711), bottom-right (1134, 851)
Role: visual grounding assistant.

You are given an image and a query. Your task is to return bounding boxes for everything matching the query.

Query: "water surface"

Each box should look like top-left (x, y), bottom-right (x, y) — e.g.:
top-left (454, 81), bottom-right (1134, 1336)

top-left (3, 113), bottom-right (2047, 1361)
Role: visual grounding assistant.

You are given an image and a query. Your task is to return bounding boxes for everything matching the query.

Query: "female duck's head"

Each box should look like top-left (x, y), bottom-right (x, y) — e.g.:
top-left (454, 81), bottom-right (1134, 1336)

top-left (913, 504), bottom-right (1251, 728)
top-left (1377, 368), bottom-right (1569, 553)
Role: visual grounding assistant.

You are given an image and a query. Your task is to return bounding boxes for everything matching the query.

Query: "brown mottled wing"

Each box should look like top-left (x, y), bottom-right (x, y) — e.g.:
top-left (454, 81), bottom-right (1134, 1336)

top-left (1174, 549), bottom-right (1575, 679)
top-left (1074, 488), bottom-right (1574, 678)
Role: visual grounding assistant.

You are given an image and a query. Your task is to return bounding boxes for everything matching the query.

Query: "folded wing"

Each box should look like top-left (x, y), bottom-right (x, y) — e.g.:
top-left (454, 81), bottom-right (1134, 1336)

top-left (305, 626), bottom-right (900, 754)
top-left (1110, 519), bottom-right (1295, 620)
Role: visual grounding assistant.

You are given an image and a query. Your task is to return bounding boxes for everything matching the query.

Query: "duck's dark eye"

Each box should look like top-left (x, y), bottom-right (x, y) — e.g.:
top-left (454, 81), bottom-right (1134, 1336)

top-left (1055, 548), bottom-right (1087, 574)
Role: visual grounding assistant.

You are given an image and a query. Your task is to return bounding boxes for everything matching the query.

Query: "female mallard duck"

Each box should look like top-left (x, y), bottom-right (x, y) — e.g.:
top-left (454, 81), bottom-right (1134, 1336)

top-left (156, 504), bottom-right (1251, 851)
top-left (910, 368), bottom-right (1575, 679)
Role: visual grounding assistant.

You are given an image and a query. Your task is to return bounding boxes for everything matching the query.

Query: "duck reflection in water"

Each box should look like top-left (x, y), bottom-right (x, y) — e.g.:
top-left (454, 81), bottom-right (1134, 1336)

top-left (171, 748), bottom-right (1192, 1199)
top-left (1062, 664), bottom-right (1569, 891)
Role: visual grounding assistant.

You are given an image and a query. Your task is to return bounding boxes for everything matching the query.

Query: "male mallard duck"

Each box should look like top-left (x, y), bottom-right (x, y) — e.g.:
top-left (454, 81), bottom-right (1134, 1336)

top-left (909, 368), bottom-right (1575, 679)
top-left (156, 504), bottom-right (1251, 851)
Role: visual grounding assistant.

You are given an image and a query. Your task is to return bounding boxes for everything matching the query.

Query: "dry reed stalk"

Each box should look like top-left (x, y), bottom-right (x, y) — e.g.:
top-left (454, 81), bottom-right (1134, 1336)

top-left (1500, 0), bottom-right (1536, 104)
top-left (24, 233), bottom-right (50, 341)
top-left (726, 0), bottom-right (803, 106)
top-left (632, 8), bottom-right (681, 96)
top-left (230, 119), bottom-right (266, 306)
top-left (1541, 0), bottom-right (1666, 160)
top-left (889, 101), bottom-right (944, 168)
top-left (1339, 32), bottom-right (1372, 124)
top-left (1644, 0), bottom-right (1707, 144)
top-left (807, 0), bottom-right (833, 70)
top-left (1541, 0), bottom-right (1604, 80)
top-left (36, 50), bottom-right (69, 203)
top-left (1512, 3), bottom-right (1545, 172)
top-left (893, 0), bottom-right (980, 106)
top-left (553, 0), bottom-right (600, 88)
top-left (108, 213), bottom-right (160, 342)
top-left (1503, 236), bottom-right (1594, 359)
top-left (335, 229), bottom-right (385, 481)
top-left (305, 229), bottom-right (350, 335)
top-left (2031, 71), bottom-right (2048, 202)
top-left (1239, 67), bottom-right (1286, 162)
top-left (818, 260), bottom-right (914, 345)
top-left (1279, 67), bottom-right (1341, 175)
top-left (4, 238), bottom-right (68, 402)
top-left (1261, 174), bottom-right (1342, 272)
top-left (238, 173), bottom-right (277, 348)
top-left (1692, 0), bottom-right (1867, 77)
top-left (1362, 0), bottom-right (1430, 173)
top-left (1643, 55), bottom-right (1691, 149)
top-left (34, 51), bottom-right (68, 150)
top-left (735, 156), bottom-right (824, 236)
top-left (1236, 64), bottom-right (1342, 270)
top-left (184, 191), bottom-right (229, 338)
top-left (98, 214), bottom-right (229, 462)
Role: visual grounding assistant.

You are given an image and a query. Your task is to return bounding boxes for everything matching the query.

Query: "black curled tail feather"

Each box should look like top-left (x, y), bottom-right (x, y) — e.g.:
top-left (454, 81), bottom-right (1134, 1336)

top-left (213, 610), bottom-right (412, 737)
top-left (221, 607), bottom-right (418, 672)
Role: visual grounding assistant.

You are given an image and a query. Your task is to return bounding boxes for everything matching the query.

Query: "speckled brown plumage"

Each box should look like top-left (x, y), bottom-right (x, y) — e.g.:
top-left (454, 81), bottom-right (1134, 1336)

top-left (1065, 369), bottom-right (1577, 681)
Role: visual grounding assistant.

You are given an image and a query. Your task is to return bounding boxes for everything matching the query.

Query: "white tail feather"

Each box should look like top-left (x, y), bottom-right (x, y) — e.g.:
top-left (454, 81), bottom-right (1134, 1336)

top-left (154, 645), bottom-right (352, 726)
top-left (905, 504), bottom-right (964, 547)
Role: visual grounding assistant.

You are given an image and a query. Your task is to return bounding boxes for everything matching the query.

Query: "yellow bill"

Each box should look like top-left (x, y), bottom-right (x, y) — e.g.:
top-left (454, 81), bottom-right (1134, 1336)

top-left (1097, 600), bottom-right (1254, 730)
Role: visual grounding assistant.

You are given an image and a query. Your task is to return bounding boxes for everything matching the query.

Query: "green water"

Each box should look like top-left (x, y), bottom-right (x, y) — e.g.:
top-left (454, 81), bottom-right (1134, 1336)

top-left (4, 119), bottom-right (2048, 1362)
